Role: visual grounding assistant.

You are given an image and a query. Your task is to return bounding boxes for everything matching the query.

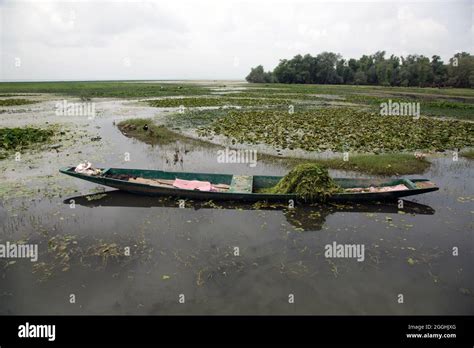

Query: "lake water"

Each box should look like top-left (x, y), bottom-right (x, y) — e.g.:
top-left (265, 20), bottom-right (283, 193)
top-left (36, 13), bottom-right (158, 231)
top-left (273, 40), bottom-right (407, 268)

top-left (0, 97), bottom-right (473, 315)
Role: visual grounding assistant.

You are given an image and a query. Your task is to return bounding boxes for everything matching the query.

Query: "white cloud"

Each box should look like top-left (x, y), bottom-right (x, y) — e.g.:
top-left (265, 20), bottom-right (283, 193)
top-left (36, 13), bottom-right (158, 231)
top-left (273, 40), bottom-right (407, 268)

top-left (0, 0), bottom-right (471, 81)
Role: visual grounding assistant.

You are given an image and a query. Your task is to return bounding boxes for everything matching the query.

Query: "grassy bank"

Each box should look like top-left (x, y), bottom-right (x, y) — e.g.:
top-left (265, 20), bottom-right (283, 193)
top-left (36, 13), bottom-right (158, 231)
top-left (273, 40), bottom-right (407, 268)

top-left (461, 149), bottom-right (474, 160)
top-left (117, 118), bottom-right (182, 145)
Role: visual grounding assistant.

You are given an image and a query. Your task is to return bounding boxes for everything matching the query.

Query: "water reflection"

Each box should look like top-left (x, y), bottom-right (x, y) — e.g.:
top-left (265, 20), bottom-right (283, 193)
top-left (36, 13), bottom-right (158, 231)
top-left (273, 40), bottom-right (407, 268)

top-left (65, 190), bottom-right (435, 231)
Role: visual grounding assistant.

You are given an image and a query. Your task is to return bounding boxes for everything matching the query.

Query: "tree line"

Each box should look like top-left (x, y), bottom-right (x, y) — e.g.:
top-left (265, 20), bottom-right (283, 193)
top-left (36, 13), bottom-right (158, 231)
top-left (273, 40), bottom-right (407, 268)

top-left (246, 51), bottom-right (474, 88)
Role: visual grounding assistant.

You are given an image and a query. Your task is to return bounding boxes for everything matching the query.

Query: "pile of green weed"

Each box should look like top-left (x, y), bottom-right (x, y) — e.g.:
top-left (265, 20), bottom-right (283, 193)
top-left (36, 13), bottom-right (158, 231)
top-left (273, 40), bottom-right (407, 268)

top-left (266, 163), bottom-right (341, 201)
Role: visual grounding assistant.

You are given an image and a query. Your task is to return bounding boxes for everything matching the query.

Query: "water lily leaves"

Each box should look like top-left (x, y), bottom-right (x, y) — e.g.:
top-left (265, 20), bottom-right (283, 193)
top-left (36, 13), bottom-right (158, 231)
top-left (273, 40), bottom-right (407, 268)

top-left (198, 108), bottom-right (473, 153)
top-left (0, 127), bottom-right (54, 152)
top-left (147, 97), bottom-right (290, 108)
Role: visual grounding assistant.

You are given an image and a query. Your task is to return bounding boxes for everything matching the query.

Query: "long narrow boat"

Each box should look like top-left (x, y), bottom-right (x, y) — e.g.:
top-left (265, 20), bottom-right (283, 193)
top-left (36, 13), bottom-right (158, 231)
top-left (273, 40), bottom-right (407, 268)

top-left (59, 166), bottom-right (439, 203)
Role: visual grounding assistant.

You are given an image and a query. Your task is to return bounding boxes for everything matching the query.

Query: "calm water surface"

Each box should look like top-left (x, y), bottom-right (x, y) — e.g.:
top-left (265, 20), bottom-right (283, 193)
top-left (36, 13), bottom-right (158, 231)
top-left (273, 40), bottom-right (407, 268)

top-left (0, 99), bottom-right (473, 315)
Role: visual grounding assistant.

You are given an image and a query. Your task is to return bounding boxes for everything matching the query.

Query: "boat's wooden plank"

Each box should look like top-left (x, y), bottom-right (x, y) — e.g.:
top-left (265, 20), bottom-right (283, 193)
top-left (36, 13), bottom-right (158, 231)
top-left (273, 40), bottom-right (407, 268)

top-left (229, 175), bottom-right (253, 193)
top-left (414, 181), bottom-right (436, 189)
top-left (156, 179), bottom-right (175, 185)
top-left (129, 177), bottom-right (174, 188)
top-left (213, 183), bottom-right (231, 189)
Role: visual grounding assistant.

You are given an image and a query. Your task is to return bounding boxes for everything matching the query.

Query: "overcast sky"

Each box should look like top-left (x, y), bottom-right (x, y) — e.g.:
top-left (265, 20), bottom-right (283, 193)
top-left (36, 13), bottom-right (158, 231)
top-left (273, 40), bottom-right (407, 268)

top-left (0, 0), bottom-right (472, 81)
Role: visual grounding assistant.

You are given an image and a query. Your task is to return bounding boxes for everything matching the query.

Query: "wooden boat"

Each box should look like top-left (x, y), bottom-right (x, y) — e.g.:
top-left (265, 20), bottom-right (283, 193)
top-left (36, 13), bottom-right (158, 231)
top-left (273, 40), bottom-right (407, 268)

top-left (59, 166), bottom-right (439, 203)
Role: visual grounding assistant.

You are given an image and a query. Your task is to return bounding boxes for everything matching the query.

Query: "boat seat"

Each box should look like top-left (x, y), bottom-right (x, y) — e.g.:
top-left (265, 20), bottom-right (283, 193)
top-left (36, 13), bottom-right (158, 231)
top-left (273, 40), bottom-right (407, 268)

top-left (228, 175), bottom-right (253, 193)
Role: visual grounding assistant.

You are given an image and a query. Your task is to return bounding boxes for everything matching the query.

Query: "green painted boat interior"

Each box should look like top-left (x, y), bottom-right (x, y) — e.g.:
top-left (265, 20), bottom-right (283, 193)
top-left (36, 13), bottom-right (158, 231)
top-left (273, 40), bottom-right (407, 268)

top-left (104, 167), bottom-right (234, 185)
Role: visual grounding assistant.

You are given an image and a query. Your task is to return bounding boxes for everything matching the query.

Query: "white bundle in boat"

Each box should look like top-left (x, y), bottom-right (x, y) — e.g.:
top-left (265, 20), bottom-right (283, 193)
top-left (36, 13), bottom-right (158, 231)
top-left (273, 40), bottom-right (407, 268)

top-left (74, 162), bottom-right (102, 176)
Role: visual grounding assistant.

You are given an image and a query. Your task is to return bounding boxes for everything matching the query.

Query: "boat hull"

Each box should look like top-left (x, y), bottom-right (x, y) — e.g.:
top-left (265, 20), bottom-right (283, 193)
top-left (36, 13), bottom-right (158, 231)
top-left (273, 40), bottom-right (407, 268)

top-left (59, 167), bottom-right (439, 203)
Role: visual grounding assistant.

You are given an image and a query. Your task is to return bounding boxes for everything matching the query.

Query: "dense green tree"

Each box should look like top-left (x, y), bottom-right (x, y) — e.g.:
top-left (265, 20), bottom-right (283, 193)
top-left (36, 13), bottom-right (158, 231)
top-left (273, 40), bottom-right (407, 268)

top-left (314, 52), bottom-right (342, 84)
top-left (354, 70), bottom-right (367, 85)
top-left (431, 55), bottom-right (447, 86)
top-left (246, 65), bottom-right (273, 83)
top-left (247, 52), bottom-right (473, 88)
top-left (447, 52), bottom-right (474, 88)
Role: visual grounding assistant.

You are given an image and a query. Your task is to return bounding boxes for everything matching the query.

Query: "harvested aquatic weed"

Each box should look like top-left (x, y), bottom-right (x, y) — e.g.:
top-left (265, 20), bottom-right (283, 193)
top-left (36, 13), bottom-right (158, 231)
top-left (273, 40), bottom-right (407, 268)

top-left (264, 163), bottom-right (341, 201)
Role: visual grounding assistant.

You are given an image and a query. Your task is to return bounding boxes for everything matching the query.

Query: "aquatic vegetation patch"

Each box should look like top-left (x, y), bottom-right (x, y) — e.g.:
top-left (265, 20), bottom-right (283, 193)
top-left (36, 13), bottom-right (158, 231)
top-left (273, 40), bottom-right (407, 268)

top-left (273, 153), bottom-right (431, 175)
top-left (213, 91), bottom-right (340, 101)
top-left (166, 109), bottom-right (229, 129)
top-left (30, 234), bottom-right (152, 281)
top-left (0, 127), bottom-right (54, 159)
top-left (198, 108), bottom-right (474, 152)
top-left (345, 94), bottom-right (474, 120)
top-left (263, 163), bottom-right (341, 201)
top-left (0, 127), bottom-right (54, 151)
top-left (313, 153), bottom-right (431, 175)
top-left (0, 98), bottom-right (38, 106)
top-left (147, 97), bottom-right (291, 108)
top-left (426, 100), bottom-right (474, 110)
top-left (0, 81), bottom-right (212, 98)
top-left (0, 182), bottom-right (36, 200)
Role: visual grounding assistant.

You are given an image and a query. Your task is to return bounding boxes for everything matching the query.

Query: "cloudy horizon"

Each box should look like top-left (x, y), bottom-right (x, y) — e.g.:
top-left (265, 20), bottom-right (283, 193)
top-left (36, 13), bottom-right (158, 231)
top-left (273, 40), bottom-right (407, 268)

top-left (0, 0), bottom-right (472, 82)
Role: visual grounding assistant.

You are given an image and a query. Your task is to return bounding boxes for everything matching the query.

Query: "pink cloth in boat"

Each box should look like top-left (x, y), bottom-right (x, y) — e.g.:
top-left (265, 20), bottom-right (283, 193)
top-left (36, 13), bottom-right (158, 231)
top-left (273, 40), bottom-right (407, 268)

top-left (173, 178), bottom-right (214, 191)
top-left (369, 184), bottom-right (408, 192)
